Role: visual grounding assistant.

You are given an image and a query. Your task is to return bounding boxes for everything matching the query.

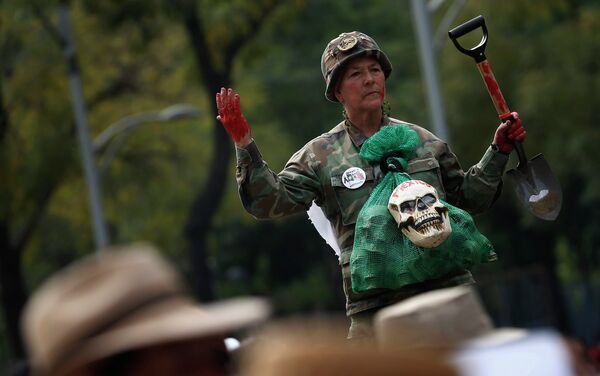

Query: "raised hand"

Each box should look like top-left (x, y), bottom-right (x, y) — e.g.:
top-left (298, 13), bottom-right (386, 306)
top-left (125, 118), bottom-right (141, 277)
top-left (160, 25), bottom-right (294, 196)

top-left (493, 111), bottom-right (527, 154)
top-left (216, 87), bottom-right (252, 146)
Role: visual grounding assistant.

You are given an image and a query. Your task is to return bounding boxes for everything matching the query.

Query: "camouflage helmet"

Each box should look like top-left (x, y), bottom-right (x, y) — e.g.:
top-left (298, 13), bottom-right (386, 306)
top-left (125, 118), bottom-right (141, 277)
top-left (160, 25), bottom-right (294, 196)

top-left (321, 31), bottom-right (392, 102)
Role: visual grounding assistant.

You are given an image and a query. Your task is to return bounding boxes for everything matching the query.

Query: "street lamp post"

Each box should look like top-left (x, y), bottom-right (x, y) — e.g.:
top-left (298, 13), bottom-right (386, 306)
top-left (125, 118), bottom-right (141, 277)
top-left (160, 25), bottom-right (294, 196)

top-left (410, 0), bottom-right (466, 143)
top-left (58, 5), bottom-right (109, 251)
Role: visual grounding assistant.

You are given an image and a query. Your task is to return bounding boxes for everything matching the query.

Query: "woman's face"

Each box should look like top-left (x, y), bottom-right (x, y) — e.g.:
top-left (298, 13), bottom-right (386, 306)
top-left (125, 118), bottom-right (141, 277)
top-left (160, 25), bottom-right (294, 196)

top-left (334, 55), bottom-right (385, 114)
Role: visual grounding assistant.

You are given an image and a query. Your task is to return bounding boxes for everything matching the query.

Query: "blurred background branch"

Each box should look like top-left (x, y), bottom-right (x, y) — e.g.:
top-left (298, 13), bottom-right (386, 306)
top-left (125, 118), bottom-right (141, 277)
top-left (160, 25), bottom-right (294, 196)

top-left (93, 104), bottom-right (202, 177)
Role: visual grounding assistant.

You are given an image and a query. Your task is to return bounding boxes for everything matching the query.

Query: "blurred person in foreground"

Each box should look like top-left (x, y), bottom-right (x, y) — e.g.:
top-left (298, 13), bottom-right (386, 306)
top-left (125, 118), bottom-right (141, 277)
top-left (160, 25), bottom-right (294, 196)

top-left (373, 285), bottom-right (596, 376)
top-left (216, 30), bottom-right (526, 340)
top-left (586, 332), bottom-right (600, 371)
top-left (238, 286), bottom-right (595, 376)
top-left (20, 243), bottom-right (270, 376)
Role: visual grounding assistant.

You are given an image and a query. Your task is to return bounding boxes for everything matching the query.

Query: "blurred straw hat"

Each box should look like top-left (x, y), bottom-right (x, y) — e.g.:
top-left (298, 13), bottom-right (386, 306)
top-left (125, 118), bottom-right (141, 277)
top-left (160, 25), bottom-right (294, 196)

top-left (240, 318), bottom-right (459, 376)
top-left (21, 243), bottom-right (270, 375)
top-left (374, 285), bottom-right (527, 350)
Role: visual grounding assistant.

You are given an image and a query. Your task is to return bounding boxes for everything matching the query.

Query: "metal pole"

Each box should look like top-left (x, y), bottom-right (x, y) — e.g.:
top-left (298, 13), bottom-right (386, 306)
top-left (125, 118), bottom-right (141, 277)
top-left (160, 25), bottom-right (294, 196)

top-left (410, 0), bottom-right (450, 142)
top-left (58, 5), bottom-right (109, 250)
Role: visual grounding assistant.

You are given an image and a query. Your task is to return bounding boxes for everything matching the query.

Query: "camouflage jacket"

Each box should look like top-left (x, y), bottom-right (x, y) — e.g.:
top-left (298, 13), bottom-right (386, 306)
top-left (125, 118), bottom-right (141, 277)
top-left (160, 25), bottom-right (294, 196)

top-left (235, 117), bottom-right (508, 315)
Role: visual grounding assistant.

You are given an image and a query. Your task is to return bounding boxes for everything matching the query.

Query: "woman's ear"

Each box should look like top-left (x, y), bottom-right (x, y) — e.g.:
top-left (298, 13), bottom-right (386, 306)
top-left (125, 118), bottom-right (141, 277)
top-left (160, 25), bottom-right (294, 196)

top-left (335, 87), bottom-right (344, 103)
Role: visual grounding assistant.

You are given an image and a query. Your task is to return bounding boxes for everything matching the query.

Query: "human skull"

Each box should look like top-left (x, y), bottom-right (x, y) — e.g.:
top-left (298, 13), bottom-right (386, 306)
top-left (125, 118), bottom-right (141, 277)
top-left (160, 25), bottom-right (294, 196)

top-left (388, 180), bottom-right (452, 248)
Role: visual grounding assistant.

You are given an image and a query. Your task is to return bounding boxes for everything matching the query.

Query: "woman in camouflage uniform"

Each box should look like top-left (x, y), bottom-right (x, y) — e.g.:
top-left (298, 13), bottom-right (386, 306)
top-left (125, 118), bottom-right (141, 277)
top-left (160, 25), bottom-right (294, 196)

top-left (216, 31), bottom-right (526, 340)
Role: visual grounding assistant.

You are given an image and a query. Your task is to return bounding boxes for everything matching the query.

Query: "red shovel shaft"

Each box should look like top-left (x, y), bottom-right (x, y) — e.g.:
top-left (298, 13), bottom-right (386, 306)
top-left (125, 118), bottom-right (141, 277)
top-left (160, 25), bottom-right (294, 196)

top-left (476, 60), bottom-right (511, 119)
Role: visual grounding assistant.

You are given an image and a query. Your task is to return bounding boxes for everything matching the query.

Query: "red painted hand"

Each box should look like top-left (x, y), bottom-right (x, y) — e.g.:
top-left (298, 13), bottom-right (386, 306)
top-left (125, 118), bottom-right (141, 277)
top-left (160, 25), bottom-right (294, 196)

top-left (493, 112), bottom-right (527, 154)
top-left (216, 87), bottom-right (251, 145)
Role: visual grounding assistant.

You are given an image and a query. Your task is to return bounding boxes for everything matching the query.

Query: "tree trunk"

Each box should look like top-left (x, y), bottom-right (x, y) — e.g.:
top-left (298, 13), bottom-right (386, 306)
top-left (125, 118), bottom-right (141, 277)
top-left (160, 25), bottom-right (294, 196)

top-left (180, 4), bottom-right (230, 301)
top-left (0, 78), bottom-right (27, 358)
top-left (184, 123), bottom-right (231, 301)
top-left (0, 223), bottom-right (27, 358)
top-left (178, 1), bottom-right (279, 301)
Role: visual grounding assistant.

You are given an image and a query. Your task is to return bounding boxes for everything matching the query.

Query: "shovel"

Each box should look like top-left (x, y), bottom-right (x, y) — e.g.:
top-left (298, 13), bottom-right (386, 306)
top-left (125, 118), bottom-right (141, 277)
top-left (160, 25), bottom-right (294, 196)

top-left (448, 15), bottom-right (562, 221)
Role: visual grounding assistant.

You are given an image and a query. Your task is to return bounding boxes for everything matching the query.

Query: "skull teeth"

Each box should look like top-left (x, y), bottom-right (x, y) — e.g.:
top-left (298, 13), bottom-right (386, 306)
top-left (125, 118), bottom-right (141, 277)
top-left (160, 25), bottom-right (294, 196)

top-left (413, 214), bottom-right (443, 234)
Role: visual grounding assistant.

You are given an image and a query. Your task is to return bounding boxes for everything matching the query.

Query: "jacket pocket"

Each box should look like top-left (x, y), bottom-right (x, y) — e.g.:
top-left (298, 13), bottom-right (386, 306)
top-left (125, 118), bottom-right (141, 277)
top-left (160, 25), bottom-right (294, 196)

top-left (330, 166), bottom-right (375, 226)
top-left (406, 157), bottom-right (446, 199)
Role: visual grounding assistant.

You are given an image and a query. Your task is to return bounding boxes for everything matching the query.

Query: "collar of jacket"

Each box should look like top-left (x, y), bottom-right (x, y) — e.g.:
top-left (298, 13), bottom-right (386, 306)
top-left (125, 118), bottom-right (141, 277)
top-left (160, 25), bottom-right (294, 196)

top-left (343, 115), bottom-right (390, 149)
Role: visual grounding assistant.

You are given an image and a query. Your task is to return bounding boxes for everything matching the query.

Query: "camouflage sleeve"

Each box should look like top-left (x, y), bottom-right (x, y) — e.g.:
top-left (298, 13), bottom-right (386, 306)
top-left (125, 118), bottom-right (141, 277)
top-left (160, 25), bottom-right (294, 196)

top-left (235, 140), bottom-right (322, 219)
top-left (440, 144), bottom-right (509, 214)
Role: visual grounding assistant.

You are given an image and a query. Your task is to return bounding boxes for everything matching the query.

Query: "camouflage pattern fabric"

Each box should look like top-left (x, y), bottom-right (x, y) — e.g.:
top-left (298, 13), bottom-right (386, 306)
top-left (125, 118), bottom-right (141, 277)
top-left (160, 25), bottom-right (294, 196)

top-left (235, 116), bottom-right (508, 316)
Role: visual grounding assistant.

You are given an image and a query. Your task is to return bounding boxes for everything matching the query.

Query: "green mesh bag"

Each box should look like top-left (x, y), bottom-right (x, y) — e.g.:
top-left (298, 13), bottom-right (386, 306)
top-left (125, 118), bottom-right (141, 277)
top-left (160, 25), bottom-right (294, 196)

top-left (350, 125), bottom-right (496, 293)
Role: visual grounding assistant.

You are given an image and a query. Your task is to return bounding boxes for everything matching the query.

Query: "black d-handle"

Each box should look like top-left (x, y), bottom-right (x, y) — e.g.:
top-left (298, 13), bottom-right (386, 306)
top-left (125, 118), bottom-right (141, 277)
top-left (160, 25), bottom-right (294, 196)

top-left (448, 15), bottom-right (488, 63)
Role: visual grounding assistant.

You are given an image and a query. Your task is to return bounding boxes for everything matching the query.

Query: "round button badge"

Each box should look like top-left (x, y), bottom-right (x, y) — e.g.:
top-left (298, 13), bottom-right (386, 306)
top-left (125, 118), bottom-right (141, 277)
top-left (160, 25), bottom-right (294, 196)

top-left (342, 167), bottom-right (366, 189)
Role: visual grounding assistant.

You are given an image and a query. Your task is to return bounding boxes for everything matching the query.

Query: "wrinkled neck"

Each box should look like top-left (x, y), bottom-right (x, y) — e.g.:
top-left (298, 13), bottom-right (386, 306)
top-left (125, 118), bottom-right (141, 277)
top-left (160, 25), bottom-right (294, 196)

top-left (345, 107), bottom-right (384, 138)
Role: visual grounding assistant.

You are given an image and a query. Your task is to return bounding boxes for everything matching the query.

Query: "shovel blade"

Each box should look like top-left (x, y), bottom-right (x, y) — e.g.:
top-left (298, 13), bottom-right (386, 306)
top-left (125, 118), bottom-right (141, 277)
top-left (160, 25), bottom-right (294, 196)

top-left (506, 153), bottom-right (562, 221)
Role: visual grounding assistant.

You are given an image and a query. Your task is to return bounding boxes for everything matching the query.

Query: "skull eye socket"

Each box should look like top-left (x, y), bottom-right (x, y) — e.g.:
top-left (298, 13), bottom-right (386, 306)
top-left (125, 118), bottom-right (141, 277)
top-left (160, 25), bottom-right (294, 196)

top-left (421, 193), bottom-right (437, 206)
top-left (400, 200), bottom-right (416, 214)
top-left (416, 194), bottom-right (437, 210)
